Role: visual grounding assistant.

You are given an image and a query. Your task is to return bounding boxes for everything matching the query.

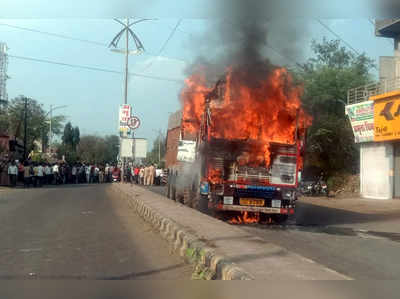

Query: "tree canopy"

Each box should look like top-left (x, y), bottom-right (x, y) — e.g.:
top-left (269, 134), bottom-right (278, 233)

top-left (0, 96), bottom-right (65, 154)
top-left (297, 38), bottom-right (376, 177)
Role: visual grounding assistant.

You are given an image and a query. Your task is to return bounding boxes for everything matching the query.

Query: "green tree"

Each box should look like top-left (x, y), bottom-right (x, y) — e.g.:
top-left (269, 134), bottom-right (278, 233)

top-left (62, 122), bottom-right (74, 146)
top-left (145, 133), bottom-right (166, 167)
top-left (5, 96), bottom-right (65, 154)
top-left (72, 127), bottom-right (80, 149)
top-left (297, 38), bottom-right (375, 176)
top-left (76, 134), bottom-right (119, 165)
top-left (58, 122), bottom-right (81, 163)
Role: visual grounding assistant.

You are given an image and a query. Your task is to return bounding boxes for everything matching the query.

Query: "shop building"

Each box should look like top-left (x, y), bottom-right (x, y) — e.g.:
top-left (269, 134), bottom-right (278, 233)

top-left (346, 19), bottom-right (400, 199)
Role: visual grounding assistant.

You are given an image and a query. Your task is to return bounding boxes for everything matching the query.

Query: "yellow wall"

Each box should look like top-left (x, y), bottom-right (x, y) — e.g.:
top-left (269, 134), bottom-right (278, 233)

top-left (371, 91), bottom-right (400, 142)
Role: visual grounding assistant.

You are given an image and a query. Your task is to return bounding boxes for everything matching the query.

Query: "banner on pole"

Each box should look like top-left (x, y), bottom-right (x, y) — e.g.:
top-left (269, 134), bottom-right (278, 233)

top-left (119, 104), bottom-right (133, 138)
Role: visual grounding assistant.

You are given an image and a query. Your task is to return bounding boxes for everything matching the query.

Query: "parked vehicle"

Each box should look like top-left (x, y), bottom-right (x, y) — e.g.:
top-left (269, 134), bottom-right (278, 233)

top-left (312, 175), bottom-right (328, 196)
top-left (112, 168), bottom-right (121, 182)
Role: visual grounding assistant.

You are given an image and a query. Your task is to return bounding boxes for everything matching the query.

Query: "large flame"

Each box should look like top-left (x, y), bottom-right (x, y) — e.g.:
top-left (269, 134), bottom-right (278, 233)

top-left (181, 65), bottom-right (312, 183)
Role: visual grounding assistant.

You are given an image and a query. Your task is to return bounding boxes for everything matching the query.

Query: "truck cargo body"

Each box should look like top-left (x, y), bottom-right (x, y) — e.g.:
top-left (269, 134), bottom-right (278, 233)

top-left (165, 79), bottom-right (305, 223)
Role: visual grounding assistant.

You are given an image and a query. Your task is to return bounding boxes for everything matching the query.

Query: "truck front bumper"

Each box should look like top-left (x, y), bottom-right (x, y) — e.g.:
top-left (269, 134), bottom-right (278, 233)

top-left (215, 204), bottom-right (295, 215)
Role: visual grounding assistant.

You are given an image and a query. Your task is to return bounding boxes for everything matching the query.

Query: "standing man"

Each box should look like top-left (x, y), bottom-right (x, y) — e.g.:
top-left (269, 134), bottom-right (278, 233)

top-left (149, 164), bottom-right (156, 186)
top-left (86, 165), bottom-right (91, 184)
top-left (71, 164), bottom-right (77, 184)
top-left (53, 163), bottom-right (59, 185)
top-left (23, 162), bottom-right (32, 188)
top-left (105, 164), bottom-right (110, 183)
top-left (44, 164), bottom-right (51, 185)
top-left (139, 166), bottom-right (144, 185)
top-left (17, 161), bottom-right (24, 185)
top-left (143, 165), bottom-right (149, 186)
top-left (8, 161), bottom-right (18, 187)
top-left (37, 163), bottom-right (44, 187)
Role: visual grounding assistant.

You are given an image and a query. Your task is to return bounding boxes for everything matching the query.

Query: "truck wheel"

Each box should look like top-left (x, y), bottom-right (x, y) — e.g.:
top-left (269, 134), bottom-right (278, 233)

top-left (171, 176), bottom-right (177, 202)
top-left (183, 188), bottom-right (192, 207)
top-left (167, 177), bottom-right (171, 199)
top-left (198, 195), bottom-right (209, 213)
top-left (272, 214), bottom-right (288, 224)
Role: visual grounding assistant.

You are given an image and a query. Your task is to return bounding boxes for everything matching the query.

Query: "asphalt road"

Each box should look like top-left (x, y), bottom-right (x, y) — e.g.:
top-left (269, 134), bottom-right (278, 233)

top-left (144, 185), bottom-right (400, 279)
top-left (0, 184), bottom-right (192, 280)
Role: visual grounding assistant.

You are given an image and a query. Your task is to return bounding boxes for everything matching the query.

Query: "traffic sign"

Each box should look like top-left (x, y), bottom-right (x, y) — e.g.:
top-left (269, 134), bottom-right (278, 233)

top-left (128, 116), bottom-right (141, 130)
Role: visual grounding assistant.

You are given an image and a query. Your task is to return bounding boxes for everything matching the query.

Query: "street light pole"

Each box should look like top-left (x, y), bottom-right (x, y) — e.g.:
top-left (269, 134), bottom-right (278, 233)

top-left (23, 97), bottom-right (28, 161)
top-left (109, 17), bottom-right (149, 183)
top-left (46, 105), bottom-right (67, 155)
top-left (124, 17), bottom-right (129, 105)
top-left (49, 104), bottom-right (52, 154)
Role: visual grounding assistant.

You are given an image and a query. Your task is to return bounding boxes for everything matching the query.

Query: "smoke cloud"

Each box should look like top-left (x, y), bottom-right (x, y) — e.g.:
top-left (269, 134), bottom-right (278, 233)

top-left (184, 2), bottom-right (310, 85)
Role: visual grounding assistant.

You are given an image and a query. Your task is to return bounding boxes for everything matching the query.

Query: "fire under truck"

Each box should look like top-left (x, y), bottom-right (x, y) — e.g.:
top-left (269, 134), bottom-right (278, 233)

top-left (166, 78), bottom-right (306, 223)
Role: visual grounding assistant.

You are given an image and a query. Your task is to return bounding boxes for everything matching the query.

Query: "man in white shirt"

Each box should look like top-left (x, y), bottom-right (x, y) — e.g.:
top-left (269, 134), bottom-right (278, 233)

top-left (37, 164), bottom-right (44, 187)
top-left (44, 164), bottom-right (51, 185)
top-left (71, 165), bottom-right (77, 184)
top-left (105, 164), bottom-right (110, 183)
top-left (53, 164), bottom-right (59, 185)
top-left (8, 161), bottom-right (18, 187)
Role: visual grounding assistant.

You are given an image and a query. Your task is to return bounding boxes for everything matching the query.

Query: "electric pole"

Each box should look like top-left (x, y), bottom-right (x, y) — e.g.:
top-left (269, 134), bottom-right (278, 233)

top-left (109, 17), bottom-right (150, 182)
top-left (23, 97), bottom-right (28, 162)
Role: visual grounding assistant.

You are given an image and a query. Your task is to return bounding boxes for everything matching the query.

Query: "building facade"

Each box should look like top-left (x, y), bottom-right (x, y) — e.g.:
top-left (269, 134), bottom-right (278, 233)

top-left (346, 19), bottom-right (400, 200)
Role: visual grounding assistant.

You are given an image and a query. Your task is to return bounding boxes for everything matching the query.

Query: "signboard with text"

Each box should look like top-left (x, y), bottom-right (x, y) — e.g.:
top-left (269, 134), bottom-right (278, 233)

top-left (119, 104), bottom-right (133, 138)
top-left (374, 95), bottom-right (400, 142)
top-left (345, 101), bottom-right (374, 143)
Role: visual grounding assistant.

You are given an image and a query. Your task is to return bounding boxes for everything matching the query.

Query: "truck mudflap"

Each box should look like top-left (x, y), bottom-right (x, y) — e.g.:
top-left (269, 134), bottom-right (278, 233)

top-left (214, 204), bottom-right (295, 215)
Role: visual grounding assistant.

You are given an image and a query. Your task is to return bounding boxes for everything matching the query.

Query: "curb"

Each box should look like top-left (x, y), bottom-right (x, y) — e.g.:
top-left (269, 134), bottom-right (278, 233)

top-left (112, 184), bottom-right (254, 280)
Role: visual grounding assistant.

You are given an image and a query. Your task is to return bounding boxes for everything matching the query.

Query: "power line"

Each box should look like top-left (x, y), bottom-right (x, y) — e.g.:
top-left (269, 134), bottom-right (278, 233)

top-left (0, 22), bottom-right (107, 46)
top-left (140, 19), bottom-right (182, 73)
top-left (316, 19), bottom-right (361, 56)
top-left (8, 54), bottom-right (183, 83)
top-left (0, 21), bottom-right (188, 64)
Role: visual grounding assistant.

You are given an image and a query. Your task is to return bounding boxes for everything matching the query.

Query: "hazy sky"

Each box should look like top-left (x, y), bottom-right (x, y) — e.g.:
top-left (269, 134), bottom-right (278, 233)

top-left (0, 17), bottom-right (395, 148)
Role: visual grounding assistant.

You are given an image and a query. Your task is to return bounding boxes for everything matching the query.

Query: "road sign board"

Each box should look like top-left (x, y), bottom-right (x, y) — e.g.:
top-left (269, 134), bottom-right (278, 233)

top-left (128, 116), bottom-right (141, 130)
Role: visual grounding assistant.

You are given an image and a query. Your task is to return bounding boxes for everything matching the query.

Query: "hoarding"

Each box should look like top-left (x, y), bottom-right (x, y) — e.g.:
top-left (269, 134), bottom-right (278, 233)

top-left (345, 101), bottom-right (374, 143)
top-left (120, 138), bottom-right (133, 158)
top-left (374, 93), bottom-right (400, 142)
top-left (119, 104), bottom-right (133, 138)
top-left (177, 140), bottom-right (196, 163)
top-left (133, 138), bottom-right (147, 158)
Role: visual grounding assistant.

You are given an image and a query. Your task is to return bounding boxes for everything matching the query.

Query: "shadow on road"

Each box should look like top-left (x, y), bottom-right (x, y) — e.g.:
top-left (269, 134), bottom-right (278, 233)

top-left (296, 201), bottom-right (400, 227)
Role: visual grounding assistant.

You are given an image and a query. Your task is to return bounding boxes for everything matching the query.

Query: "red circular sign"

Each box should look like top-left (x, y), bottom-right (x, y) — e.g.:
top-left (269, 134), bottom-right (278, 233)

top-left (128, 116), bottom-right (141, 130)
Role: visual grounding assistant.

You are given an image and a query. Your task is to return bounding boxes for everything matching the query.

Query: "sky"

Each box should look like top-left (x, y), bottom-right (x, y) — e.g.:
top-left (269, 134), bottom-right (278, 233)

top-left (0, 15), bottom-right (395, 149)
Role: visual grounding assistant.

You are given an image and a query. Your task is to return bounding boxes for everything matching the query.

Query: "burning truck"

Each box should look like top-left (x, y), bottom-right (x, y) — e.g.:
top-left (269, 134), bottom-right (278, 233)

top-left (165, 66), bottom-right (311, 224)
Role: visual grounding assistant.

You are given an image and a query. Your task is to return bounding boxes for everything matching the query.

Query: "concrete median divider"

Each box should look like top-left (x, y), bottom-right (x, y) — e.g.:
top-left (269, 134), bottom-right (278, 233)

top-left (112, 184), bottom-right (253, 280)
top-left (111, 183), bottom-right (351, 281)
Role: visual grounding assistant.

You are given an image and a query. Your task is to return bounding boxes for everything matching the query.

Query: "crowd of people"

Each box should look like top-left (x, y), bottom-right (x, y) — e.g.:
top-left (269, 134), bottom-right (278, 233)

top-left (123, 164), bottom-right (163, 186)
top-left (6, 160), bottom-right (164, 188)
top-left (7, 160), bottom-right (121, 188)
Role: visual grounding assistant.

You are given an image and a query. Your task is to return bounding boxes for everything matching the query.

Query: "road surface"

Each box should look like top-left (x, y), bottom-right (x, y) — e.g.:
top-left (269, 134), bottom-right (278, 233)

top-left (144, 185), bottom-right (400, 279)
top-left (0, 184), bottom-right (192, 280)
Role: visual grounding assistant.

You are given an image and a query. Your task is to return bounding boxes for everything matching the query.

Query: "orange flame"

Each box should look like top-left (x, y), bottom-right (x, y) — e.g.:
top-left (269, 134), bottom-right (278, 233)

top-left (229, 212), bottom-right (260, 224)
top-left (181, 66), bottom-right (312, 168)
top-left (208, 168), bottom-right (223, 184)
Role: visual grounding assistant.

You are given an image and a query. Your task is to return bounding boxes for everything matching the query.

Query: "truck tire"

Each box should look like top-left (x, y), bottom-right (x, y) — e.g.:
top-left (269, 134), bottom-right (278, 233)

top-left (198, 195), bottom-right (209, 213)
top-left (272, 214), bottom-right (288, 224)
top-left (167, 175), bottom-right (171, 199)
top-left (171, 175), bottom-right (177, 202)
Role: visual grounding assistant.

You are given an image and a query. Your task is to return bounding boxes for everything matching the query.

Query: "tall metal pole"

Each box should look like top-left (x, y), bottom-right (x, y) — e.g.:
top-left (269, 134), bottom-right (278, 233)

top-left (121, 18), bottom-right (130, 182)
top-left (49, 105), bottom-right (52, 155)
top-left (158, 135), bottom-right (161, 165)
top-left (124, 17), bottom-right (129, 105)
top-left (23, 98), bottom-right (28, 161)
